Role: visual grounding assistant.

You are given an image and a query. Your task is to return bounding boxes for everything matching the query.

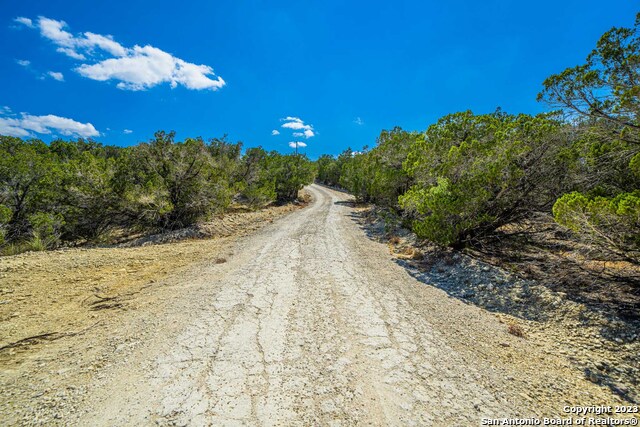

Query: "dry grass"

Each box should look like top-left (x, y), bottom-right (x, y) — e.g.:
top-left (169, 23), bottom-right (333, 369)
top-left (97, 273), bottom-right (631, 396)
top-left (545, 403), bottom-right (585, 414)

top-left (402, 247), bottom-right (423, 260)
top-left (388, 236), bottom-right (401, 245)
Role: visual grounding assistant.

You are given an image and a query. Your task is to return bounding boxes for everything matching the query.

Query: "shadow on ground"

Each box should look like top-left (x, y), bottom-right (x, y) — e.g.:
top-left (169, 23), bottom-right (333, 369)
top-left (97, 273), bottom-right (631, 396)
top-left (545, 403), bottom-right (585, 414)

top-left (340, 201), bottom-right (640, 403)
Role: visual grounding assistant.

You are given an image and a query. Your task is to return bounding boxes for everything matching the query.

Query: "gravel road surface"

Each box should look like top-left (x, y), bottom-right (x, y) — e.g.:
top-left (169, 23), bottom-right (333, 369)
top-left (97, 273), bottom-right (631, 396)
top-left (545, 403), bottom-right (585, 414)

top-left (6, 184), bottom-right (625, 426)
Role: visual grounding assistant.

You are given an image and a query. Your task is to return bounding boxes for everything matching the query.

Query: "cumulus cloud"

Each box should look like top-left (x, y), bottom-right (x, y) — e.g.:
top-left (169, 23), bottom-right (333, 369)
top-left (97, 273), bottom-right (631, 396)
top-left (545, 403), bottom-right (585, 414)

top-left (76, 45), bottom-right (226, 91)
top-left (271, 129), bottom-right (280, 136)
top-left (282, 116), bottom-right (303, 123)
top-left (47, 71), bottom-right (64, 81)
top-left (282, 121), bottom-right (311, 131)
top-left (280, 117), bottom-right (314, 135)
top-left (293, 129), bottom-right (314, 139)
top-left (14, 17), bottom-right (34, 28)
top-left (76, 44), bottom-right (224, 91)
top-left (37, 17), bottom-right (76, 47)
top-left (123, 129), bottom-right (133, 134)
top-left (279, 116), bottom-right (315, 147)
top-left (16, 59), bottom-right (30, 67)
top-left (0, 110), bottom-right (99, 138)
top-left (16, 16), bottom-right (225, 91)
top-left (353, 117), bottom-right (364, 125)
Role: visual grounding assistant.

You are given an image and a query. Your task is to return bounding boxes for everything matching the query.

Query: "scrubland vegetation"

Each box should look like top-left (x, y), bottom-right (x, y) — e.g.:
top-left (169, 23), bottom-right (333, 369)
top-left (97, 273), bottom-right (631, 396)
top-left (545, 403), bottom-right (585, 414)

top-left (317, 15), bottom-right (640, 265)
top-left (2, 16), bottom-right (638, 265)
top-left (0, 131), bottom-right (314, 254)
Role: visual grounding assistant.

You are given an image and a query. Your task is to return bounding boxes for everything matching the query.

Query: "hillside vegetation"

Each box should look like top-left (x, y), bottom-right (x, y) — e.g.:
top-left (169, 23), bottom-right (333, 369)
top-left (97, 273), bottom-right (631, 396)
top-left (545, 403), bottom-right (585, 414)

top-left (2, 15), bottom-right (638, 268)
top-left (316, 15), bottom-right (640, 265)
top-left (0, 131), bottom-right (315, 254)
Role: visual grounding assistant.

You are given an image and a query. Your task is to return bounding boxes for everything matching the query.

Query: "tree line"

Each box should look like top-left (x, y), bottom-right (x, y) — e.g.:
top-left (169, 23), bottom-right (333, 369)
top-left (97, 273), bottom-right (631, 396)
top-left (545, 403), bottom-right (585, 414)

top-left (2, 16), bottom-right (638, 261)
top-left (0, 131), bottom-right (315, 254)
top-left (316, 15), bottom-right (640, 263)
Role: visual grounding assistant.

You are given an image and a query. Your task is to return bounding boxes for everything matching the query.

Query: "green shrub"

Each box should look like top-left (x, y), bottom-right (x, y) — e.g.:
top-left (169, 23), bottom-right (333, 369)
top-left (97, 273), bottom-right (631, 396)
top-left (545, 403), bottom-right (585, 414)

top-left (0, 131), bottom-right (318, 254)
top-left (400, 177), bottom-right (491, 246)
top-left (28, 212), bottom-right (64, 249)
top-left (337, 129), bottom-right (417, 206)
top-left (268, 153), bottom-right (315, 202)
top-left (553, 191), bottom-right (640, 261)
top-left (242, 183), bottom-right (276, 208)
top-left (128, 131), bottom-right (239, 229)
top-left (400, 111), bottom-right (571, 247)
top-left (631, 153), bottom-right (640, 178)
top-left (58, 151), bottom-right (121, 240)
top-left (539, 14), bottom-right (640, 262)
top-left (339, 151), bottom-right (374, 202)
top-left (316, 154), bottom-right (341, 186)
top-left (315, 149), bottom-right (356, 188)
top-left (238, 147), bottom-right (277, 208)
top-left (0, 136), bottom-right (60, 241)
top-left (0, 204), bottom-right (11, 246)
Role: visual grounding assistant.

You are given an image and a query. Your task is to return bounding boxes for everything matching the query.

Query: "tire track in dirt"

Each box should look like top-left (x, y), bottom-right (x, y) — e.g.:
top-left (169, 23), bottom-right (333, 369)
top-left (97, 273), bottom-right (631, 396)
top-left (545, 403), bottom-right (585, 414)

top-left (14, 184), bottom-right (630, 426)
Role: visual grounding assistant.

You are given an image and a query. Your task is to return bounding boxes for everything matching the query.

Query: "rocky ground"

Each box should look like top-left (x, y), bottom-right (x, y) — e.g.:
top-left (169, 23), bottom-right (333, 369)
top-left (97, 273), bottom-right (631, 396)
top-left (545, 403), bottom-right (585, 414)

top-left (0, 185), bottom-right (638, 426)
top-left (356, 205), bottom-right (640, 404)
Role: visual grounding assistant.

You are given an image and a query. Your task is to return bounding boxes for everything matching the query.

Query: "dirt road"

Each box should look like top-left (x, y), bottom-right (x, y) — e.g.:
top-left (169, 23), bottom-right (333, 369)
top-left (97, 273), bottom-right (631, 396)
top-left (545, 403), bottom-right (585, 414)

top-left (2, 185), bottom-right (629, 425)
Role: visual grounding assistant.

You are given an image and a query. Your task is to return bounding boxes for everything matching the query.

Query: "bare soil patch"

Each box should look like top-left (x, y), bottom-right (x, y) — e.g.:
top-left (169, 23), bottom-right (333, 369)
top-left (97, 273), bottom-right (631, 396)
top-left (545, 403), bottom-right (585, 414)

top-left (0, 202), bottom-right (303, 366)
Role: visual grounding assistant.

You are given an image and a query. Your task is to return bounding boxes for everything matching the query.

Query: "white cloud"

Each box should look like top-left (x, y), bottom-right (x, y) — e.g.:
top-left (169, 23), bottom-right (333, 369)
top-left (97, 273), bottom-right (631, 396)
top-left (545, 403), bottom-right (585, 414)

top-left (0, 110), bottom-right (99, 138)
top-left (0, 119), bottom-right (30, 137)
top-left (271, 129), bottom-right (280, 136)
top-left (282, 121), bottom-right (311, 131)
top-left (14, 17), bottom-right (34, 28)
top-left (280, 117), bottom-right (314, 133)
top-left (76, 45), bottom-right (225, 91)
top-left (282, 116), bottom-right (303, 123)
top-left (354, 117), bottom-right (364, 125)
top-left (47, 71), bottom-right (64, 81)
top-left (279, 116), bottom-right (315, 145)
top-left (123, 129), bottom-right (133, 134)
top-left (38, 17), bottom-right (76, 49)
top-left (16, 59), bottom-right (66, 82)
top-left (293, 130), bottom-right (315, 139)
top-left (83, 32), bottom-right (127, 57)
top-left (57, 47), bottom-right (86, 60)
top-left (18, 16), bottom-right (225, 91)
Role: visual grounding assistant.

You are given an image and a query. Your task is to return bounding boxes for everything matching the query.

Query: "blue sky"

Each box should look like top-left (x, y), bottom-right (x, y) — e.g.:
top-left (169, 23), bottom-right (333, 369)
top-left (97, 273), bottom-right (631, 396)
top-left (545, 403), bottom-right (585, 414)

top-left (0, 1), bottom-right (637, 158)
